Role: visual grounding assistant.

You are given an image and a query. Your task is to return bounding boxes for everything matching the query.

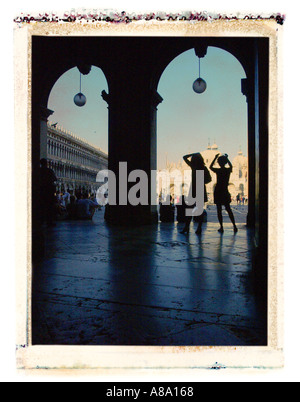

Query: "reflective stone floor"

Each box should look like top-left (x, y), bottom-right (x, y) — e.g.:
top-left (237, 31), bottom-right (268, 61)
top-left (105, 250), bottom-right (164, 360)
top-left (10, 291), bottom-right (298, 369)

top-left (32, 206), bottom-right (267, 346)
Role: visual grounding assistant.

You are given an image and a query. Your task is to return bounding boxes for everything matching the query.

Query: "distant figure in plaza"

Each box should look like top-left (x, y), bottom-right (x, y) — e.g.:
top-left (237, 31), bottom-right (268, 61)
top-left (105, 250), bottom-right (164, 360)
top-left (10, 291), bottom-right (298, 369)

top-left (61, 189), bottom-right (71, 207)
top-left (76, 192), bottom-right (99, 220)
top-left (69, 190), bottom-right (77, 203)
top-left (55, 193), bottom-right (68, 218)
top-left (66, 195), bottom-right (78, 220)
top-left (210, 153), bottom-right (238, 233)
top-left (180, 153), bottom-right (211, 235)
top-left (159, 195), bottom-right (175, 222)
top-left (39, 158), bottom-right (57, 227)
top-left (75, 188), bottom-right (83, 200)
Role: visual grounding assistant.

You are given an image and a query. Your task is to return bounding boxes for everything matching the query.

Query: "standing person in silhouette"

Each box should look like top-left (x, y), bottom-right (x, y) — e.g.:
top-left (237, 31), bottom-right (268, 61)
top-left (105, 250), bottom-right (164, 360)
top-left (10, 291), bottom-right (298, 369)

top-left (210, 153), bottom-right (238, 233)
top-left (39, 158), bottom-right (57, 227)
top-left (180, 153), bottom-right (211, 235)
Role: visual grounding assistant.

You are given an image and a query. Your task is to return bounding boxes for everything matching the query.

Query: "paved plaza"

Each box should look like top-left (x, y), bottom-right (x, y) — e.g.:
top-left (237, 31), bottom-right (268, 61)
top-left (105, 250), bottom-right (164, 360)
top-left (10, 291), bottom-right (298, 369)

top-left (32, 205), bottom-right (267, 346)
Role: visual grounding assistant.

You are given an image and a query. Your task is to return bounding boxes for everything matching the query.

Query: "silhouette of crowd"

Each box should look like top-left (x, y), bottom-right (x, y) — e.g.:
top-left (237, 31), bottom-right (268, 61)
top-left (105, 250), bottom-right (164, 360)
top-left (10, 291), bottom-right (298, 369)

top-left (38, 159), bottom-right (100, 226)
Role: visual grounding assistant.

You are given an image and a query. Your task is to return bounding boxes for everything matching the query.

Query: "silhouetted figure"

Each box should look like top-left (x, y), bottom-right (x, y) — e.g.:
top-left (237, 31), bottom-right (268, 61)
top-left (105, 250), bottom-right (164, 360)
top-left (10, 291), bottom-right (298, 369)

top-left (39, 158), bottom-right (57, 227)
top-left (55, 193), bottom-right (68, 219)
top-left (104, 203), bottom-right (110, 221)
top-left (194, 208), bottom-right (208, 223)
top-left (61, 189), bottom-right (71, 207)
top-left (180, 153), bottom-right (211, 235)
top-left (76, 192), bottom-right (99, 220)
top-left (159, 195), bottom-right (175, 222)
top-left (210, 153), bottom-right (238, 233)
top-left (66, 195), bottom-right (78, 220)
top-left (75, 188), bottom-right (82, 200)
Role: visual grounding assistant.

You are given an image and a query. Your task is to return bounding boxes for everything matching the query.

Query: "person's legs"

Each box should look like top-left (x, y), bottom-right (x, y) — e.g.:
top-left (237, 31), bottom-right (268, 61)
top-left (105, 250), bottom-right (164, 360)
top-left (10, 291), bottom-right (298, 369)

top-left (180, 215), bottom-right (192, 233)
top-left (195, 212), bottom-right (204, 234)
top-left (217, 204), bottom-right (224, 233)
top-left (224, 204), bottom-right (238, 232)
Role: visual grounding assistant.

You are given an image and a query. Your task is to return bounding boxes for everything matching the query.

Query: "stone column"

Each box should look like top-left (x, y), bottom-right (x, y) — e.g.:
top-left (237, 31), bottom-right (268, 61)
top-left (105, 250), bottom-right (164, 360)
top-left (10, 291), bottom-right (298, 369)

top-left (150, 90), bottom-right (163, 222)
top-left (254, 38), bottom-right (269, 305)
top-left (242, 77), bottom-right (256, 228)
top-left (40, 106), bottom-right (54, 159)
top-left (102, 80), bottom-right (163, 225)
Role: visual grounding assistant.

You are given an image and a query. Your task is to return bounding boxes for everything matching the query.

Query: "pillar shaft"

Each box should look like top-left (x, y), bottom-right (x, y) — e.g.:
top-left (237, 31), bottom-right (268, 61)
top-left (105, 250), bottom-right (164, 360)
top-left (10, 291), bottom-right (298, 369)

top-left (103, 78), bottom-right (162, 225)
top-left (40, 107), bottom-right (53, 159)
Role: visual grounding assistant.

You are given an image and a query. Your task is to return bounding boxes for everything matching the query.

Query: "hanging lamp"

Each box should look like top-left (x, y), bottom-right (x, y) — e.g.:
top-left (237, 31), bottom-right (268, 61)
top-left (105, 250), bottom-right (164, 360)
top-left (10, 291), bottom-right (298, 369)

top-left (193, 57), bottom-right (207, 94)
top-left (74, 72), bottom-right (87, 107)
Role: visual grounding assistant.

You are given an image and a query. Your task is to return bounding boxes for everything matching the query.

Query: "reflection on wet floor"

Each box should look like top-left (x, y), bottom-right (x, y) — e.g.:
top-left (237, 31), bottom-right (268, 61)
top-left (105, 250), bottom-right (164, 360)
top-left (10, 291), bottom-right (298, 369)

top-left (32, 207), bottom-right (267, 346)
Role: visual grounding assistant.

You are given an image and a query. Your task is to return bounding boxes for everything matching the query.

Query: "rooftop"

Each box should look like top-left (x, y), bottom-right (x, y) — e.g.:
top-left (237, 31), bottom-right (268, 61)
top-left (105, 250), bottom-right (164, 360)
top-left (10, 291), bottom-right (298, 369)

top-left (48, 122), bottom-right (108, 157)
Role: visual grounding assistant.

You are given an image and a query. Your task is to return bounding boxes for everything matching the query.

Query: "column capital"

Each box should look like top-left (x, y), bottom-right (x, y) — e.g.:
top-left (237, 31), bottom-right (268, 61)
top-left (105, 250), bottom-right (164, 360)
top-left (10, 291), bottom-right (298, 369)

top-left (241, 78), bottom-right (249, 103)
top-left (151, 90), bottom-right (163, 110)
top-left (194, 44), bottom-right (208, 59)
top-left (101, 90), bottom-right (110, 105)
top-left (40, 106), bottom-right (54, 122)
top-left (77, 64), bottom-right (92, 75)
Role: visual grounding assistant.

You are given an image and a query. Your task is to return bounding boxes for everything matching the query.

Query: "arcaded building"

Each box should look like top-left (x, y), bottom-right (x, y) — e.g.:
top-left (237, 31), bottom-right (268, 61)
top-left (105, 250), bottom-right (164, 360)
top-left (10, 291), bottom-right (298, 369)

top-left (46, 122), bottom-right (108, 193)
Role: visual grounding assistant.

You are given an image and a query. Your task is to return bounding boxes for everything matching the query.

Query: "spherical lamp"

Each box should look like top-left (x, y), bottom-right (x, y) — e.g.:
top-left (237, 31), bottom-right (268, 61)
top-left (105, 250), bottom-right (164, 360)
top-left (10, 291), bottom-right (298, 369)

top-left (193, 78), bottom-right (207, 94)
top-left (74, 72), bottom-right (87, 107)
top-left (74, 92), bottom-right (87, 107)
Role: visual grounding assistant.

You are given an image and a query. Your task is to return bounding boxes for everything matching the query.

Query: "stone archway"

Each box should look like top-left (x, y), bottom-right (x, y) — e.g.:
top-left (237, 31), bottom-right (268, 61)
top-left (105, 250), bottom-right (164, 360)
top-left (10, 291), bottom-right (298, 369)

top-left (150, 39), bottom-right (268, 268)
top-left (156, 45), bottom-right (248, 213)
top-left (151, 40), bottom-right (256, 227)
top-left (32, 36), bottom-right (269, 271)
top-left (149, 37), bottom-right (269, 299)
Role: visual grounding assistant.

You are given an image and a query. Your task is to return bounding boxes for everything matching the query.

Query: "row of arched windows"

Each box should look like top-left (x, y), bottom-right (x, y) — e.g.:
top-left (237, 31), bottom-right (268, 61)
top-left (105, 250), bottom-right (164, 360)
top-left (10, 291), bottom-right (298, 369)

top-left (48, 160), bottom-right (97, 182)
top-left (47, 138), bottom-right (102, 169)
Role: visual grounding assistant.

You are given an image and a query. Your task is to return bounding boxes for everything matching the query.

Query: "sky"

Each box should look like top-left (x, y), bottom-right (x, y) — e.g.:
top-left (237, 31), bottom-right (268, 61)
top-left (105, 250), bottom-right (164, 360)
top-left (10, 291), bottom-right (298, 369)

top-left (157, 47), bottom-right (247, 168)
top-left (48, 66), bottom-right (109, 153)
top-left (48, 46), bottom-right (247, 169)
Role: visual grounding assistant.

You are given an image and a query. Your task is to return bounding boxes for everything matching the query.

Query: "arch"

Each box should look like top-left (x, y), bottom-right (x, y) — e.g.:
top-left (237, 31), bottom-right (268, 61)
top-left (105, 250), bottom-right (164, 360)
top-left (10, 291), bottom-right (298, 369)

top-left (156, 46), bottom-right (248, 210)
top-left (47, 65), bottom-right (109, 158)
top-left (146, 37), bottom-right (262, 229)
top-left (33, 36), bottom-right (267, 230)
top-left (31, 37), bottom-right (269, 339)
top-left (156, 45), bottom-right (247, 92)
top-left (47, 64), bottom-right (110, 110)
top-left (38, 52), bottom-right (111, 109)
top-left (151, 39), bottom-right (250, 93)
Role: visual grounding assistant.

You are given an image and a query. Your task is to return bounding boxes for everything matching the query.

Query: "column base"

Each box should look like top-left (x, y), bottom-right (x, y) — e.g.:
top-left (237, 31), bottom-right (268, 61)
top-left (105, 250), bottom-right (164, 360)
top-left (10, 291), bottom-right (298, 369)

top-left (104, 205), bottom-right (158, 226)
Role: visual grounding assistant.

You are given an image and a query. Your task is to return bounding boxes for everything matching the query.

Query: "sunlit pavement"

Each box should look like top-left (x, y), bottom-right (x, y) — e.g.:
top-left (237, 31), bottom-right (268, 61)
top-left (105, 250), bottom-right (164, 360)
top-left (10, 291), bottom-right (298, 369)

top-left (32, 205), bottom-right (267, 346)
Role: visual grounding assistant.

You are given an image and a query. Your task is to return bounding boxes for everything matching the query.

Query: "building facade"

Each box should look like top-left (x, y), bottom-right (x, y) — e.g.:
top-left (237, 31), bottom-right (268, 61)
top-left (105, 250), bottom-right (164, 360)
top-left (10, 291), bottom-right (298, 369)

top-left (159, 142), bottom-right (248, 204)
top-left (47, 123), bottom-right (108, 194)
